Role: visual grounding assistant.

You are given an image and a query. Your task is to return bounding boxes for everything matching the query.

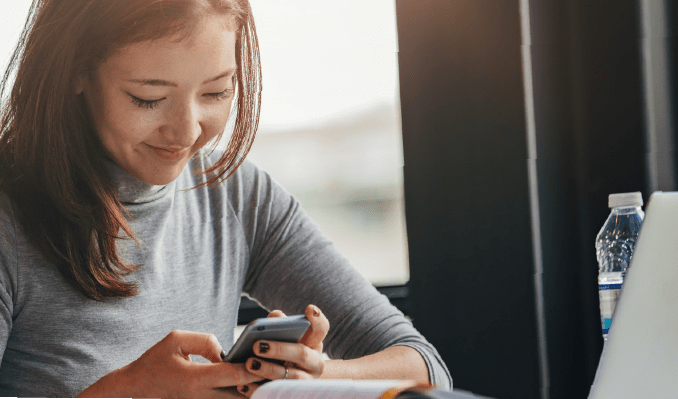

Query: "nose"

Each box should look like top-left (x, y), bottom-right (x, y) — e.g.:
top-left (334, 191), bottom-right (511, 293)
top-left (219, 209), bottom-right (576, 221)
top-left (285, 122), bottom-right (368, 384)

top-left (163, 100), bottom-right (201, 148)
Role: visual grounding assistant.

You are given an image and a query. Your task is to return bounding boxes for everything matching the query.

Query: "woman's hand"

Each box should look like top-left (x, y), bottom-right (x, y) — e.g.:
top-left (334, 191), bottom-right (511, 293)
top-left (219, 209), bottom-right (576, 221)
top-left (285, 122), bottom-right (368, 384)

top-left (237, 304), bottom-right (330, 397)
top-left (77, 330), bottom-right (264, 398)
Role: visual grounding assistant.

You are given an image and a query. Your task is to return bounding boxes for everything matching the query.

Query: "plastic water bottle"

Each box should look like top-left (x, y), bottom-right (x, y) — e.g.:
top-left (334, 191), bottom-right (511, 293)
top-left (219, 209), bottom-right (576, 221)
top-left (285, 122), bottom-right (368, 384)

top-left (595, 192), bottom-right (644, 340)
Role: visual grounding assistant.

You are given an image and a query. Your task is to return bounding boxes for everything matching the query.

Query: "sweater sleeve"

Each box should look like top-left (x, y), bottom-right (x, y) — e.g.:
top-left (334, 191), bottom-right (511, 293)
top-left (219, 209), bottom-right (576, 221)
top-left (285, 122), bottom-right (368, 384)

top-left (234, 162), bottom-right (452, 389)
top-left (0, 200), bottom-right (17, 369)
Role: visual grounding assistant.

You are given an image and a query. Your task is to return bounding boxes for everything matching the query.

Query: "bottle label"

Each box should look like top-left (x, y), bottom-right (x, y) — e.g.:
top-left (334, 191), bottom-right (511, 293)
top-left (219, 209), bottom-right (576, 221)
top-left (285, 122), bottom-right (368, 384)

top-left (599, 284), bottom-right (622, 335)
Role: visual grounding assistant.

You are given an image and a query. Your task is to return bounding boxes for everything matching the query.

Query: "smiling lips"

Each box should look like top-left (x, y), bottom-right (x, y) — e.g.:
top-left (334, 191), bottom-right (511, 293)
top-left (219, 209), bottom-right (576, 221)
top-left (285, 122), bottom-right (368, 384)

top-left (145, 143), bottom-right (191, 161)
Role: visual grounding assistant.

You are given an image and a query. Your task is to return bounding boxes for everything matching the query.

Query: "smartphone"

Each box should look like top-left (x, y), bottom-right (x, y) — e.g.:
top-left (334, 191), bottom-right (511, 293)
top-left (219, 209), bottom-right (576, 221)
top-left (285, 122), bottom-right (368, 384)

top-left (223, 315), bottom-right (311, 364)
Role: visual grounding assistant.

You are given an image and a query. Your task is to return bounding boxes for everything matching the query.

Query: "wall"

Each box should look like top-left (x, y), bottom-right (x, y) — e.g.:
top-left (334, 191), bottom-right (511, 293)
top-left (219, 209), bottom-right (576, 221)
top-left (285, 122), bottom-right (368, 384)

top-left (398, 1), bottom-right (648, 398)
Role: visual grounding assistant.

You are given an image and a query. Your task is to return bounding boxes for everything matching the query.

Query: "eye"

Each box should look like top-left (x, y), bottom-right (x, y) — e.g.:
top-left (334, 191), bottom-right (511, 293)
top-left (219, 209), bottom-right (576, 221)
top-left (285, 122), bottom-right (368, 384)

top-left (204, 88), bottom-right (233, 101)
top-left (130, 95), bottom-right (163, 110)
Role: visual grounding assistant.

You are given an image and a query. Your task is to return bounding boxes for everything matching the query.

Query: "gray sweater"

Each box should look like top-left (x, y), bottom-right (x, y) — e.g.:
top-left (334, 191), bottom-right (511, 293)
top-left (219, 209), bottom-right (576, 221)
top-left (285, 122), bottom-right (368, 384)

top-left (0, 152), bottom-right (452, 397)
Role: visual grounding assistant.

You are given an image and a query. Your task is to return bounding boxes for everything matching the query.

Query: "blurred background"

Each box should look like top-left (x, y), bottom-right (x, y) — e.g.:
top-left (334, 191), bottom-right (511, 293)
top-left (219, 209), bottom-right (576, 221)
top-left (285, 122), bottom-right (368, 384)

top-left (246, 0), bottom-right (408, 286)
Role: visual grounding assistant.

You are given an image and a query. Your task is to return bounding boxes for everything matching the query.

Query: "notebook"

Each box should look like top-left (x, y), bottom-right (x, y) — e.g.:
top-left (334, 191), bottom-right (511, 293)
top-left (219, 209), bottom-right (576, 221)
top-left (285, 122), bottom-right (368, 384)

top-left (250, 380), bottom-right (484, 399)
top-left (588, 191), bottom-right (678, 398)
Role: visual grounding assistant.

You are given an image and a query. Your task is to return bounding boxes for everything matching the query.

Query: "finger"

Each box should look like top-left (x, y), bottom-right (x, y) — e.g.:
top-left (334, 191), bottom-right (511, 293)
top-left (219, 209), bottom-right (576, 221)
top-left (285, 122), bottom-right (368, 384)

top-left (299, 304), bottom-right (329, 350)
top-left (253, 341), bottom-right (324, 374)
top-left (237, 383), bottom-right (258, 398)
top-left (192, 361), bottom-right (264, 388)
top-left (212, 385), bottom-right (244, 398)
top-left (246, 357), bottom-right (313, 381)
top-left (164, 330), bottom-right (224, 363)
top-left (267, 309), bottom-right (287, 318)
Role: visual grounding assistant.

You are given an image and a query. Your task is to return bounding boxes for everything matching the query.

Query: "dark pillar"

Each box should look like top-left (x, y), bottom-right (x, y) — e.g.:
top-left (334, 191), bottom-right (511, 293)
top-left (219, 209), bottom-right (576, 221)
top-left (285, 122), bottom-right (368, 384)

top-left (397, 2), bottom-right (540, 398)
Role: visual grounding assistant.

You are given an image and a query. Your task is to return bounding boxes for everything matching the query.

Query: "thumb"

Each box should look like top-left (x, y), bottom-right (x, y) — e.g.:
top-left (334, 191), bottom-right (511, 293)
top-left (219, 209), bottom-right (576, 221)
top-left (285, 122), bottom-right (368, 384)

top-left (300, 305), bottom-right (329, 350)
top-left (267, 309), bottom-right (287, 318)
top-left (165, 330), bottom-right (224, 363)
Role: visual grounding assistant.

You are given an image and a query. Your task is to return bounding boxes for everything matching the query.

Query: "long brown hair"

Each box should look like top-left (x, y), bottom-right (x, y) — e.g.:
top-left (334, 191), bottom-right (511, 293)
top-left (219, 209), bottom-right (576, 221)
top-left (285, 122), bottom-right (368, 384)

top-left (0, 0), bottom-right (261, 300)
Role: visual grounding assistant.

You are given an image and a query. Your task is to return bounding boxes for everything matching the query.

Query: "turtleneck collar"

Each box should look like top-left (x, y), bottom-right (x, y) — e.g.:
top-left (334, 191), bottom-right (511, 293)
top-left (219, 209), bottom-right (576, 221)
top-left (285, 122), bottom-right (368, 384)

top-left (104, 159), bottom-right (175, 204)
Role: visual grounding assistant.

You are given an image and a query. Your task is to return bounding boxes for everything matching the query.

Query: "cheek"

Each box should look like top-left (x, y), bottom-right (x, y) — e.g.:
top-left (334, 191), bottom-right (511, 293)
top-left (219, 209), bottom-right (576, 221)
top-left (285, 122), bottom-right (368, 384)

top-left (203, 101), bottom-right (234, 139)
top-left (94, 97), bottom-right (233, 150)
top-left (98, 104), bottom-right (159, 147)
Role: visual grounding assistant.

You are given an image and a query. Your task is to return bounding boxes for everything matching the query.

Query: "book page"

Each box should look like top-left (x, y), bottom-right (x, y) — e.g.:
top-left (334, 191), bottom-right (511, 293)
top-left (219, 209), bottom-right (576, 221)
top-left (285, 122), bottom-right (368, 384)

top-left (251, 379), bottom-right (419, 399)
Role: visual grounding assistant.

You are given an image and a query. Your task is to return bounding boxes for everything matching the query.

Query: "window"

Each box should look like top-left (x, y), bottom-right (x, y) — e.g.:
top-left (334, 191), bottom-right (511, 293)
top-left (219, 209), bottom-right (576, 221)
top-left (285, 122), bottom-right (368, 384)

top-left (246, 0), bottom-right (408, 286)
top-left (0, 1), bottom-right (32, 94)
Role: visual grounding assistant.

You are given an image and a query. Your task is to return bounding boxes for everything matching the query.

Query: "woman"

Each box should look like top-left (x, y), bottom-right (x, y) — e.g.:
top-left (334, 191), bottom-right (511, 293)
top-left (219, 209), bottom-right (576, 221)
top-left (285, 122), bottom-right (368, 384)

top-left (0, 0), bottom-right (452, 397)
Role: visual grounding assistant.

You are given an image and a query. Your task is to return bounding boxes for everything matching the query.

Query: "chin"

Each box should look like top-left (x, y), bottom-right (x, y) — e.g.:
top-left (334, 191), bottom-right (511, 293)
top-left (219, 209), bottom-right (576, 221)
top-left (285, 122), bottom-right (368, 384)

top-left (114, 150), bottom-right (192, 186)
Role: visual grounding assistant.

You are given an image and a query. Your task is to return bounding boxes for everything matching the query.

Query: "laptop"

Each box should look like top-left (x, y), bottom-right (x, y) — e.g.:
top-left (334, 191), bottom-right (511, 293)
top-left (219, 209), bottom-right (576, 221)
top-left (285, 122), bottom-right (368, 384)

top-left (588, 191), bottom-right (678, 398)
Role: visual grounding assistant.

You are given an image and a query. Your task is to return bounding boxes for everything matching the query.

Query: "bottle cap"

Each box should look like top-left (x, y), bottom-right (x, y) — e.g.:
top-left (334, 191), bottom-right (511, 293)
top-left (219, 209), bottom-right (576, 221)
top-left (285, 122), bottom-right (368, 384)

top-left (608, 192), bottom-right (643, 208)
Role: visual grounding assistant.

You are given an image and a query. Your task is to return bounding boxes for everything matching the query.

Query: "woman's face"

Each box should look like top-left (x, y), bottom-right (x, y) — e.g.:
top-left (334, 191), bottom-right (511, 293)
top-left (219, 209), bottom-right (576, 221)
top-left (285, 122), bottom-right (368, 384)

top-left (80, 16), bottom-right (238, 185)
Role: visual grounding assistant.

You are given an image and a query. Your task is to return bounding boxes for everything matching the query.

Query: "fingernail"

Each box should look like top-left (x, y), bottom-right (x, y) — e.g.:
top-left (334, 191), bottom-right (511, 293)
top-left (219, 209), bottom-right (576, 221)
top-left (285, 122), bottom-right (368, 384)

top-left (220, 350), bottom-right (226, 361)
top-left (312, 305), bottom-right (320, 317)
top-left (242, 385), bottom-right (249, 393)
top-left (251, 359), bottom-right (261, 370)
top-left (259, 342), bottom-right (270, 353)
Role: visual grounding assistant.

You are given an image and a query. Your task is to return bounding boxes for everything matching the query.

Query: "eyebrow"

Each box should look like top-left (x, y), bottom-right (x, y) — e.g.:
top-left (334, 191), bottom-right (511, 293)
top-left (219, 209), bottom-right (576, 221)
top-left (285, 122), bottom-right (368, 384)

top-left (127, 69), bottom-right (237, 87)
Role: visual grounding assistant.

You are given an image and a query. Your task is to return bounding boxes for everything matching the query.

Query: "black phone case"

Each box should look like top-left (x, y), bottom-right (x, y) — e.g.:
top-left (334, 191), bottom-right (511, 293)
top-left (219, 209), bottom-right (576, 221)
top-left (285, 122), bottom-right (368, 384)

top-left (223, 315), bottom-right (310, 364)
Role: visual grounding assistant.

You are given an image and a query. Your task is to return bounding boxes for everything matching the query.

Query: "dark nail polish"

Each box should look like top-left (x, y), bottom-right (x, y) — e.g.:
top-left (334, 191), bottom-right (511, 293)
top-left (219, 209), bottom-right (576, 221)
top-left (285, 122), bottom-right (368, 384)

top-left (242, 385), bottom-right (249, 393)
top-left (251, 359), bottom-right (261, 370)
top-left (220, 350), bottom-right (226, 361)
top-left (259, 342), bottom-right (270, 354)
